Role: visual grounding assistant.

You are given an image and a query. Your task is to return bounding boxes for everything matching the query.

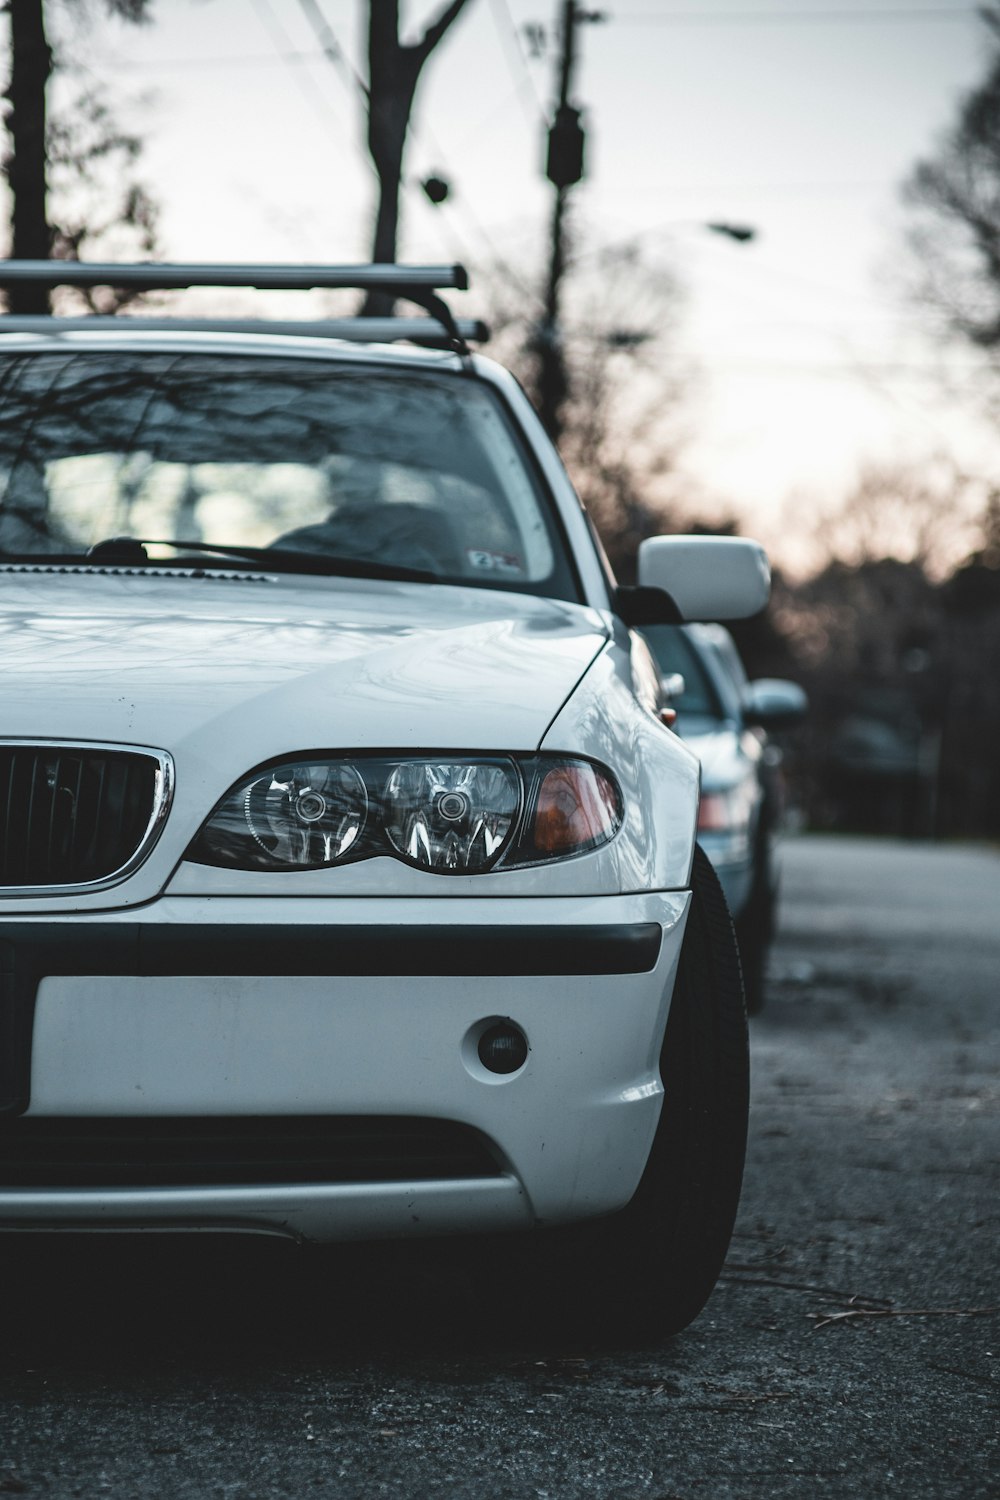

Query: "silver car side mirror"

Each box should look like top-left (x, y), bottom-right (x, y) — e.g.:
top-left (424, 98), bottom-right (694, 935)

top-left (744, 678), bottom-right (808, 730)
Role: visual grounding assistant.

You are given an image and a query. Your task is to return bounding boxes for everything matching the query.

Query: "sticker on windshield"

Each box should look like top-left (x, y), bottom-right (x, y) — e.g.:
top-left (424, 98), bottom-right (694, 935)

top-left (466, 549), bottom-right (525, 575)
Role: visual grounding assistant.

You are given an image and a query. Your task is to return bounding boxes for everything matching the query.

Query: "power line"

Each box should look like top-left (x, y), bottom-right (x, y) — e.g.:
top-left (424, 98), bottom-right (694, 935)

top-left (487, 0), bottom-right (549, 128)
top-left (296, 0), bottom-right (369, 100)
top-left (412, 188), bottom-right (543, 310)
top-left (104, 49), bottom-right (329, 72)
top-left (257, 1), bottom-right (467, 271)
top-left (248, 0), bottom-right (365, 161)
top-left (403, 128), bottom-right (545, 308)
top-left (612, 6), bottom-right (980, 23)
top-left (455, 80), bottom-right (542, 148)
top-left (624, 179), bottom-right (895, 199)
top-left (706, 357), bottom-right (988, 376)
top-left (574, 218), bottom-right (909, 313)
top-left (103, 16), bottom-right (540, 292)
top-left (262, 2), bottom-right (538, 301)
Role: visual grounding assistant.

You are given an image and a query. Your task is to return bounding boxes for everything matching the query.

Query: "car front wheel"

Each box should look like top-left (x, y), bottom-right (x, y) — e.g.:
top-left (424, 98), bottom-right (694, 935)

top-left (533, 844), bottom-right (749, 1340)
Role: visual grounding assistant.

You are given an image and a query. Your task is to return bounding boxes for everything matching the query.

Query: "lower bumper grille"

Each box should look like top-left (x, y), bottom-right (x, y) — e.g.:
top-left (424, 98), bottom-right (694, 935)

top-left (0, 1116), bottom-right (502, 1188)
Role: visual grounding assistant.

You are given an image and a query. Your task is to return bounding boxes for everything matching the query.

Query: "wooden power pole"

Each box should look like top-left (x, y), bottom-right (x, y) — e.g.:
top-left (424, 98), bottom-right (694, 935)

top-left (537, 0), bottom-right (603, 443)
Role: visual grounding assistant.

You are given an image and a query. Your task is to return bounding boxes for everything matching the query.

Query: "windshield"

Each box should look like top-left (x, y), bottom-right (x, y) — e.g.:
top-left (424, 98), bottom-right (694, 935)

top-left (0, 351), bottom-right (580, 599)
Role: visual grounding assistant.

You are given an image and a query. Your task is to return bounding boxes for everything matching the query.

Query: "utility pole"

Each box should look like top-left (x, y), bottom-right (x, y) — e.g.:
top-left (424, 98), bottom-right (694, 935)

top-left (537, 0), bottom-right (603, 443)
top-left (3, 0), bottom-right (54, 314)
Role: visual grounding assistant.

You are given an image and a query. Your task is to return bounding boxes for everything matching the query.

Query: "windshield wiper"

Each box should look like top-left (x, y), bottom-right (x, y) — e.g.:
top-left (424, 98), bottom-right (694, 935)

top-left (77, 536), bottom-right (438, 584)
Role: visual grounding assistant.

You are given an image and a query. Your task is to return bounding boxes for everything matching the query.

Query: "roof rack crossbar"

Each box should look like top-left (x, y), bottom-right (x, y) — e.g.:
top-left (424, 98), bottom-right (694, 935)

top-left (0, 315), bottom-right (490, 345)
top-left (0, 261), bottom-right (468, 293)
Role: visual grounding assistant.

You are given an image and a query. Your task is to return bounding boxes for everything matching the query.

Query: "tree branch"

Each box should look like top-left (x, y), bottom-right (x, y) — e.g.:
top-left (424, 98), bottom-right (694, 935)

top-left (413, 0), bottom-right (473, 64)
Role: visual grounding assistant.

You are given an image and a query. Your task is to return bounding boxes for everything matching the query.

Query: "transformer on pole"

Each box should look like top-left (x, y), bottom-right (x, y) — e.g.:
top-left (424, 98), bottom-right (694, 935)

top-left (537, 0), bottom-right (604, 443)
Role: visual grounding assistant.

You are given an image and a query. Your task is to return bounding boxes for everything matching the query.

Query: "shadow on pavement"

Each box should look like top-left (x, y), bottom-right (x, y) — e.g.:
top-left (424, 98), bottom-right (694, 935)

top-left (1, 1230), bottom-right (639, 1373)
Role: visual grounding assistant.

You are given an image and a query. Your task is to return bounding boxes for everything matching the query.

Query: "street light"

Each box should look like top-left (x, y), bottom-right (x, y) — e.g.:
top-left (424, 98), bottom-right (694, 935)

top-left (575, 221), bottom-right (761, 268)
top-left (706, 222), bottom-right (757, 244)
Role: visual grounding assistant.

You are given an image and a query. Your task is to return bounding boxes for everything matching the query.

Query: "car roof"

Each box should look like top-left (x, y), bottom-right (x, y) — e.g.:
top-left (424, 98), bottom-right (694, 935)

top-left (0, 324), bottom-right (469, 371)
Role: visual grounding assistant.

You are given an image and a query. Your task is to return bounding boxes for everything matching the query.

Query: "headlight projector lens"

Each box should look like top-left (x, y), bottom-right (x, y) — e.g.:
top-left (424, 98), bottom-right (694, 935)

top-left (243, 762), bottom-right (367, 866)
top-left (383, 760), bottom-right (519, 871)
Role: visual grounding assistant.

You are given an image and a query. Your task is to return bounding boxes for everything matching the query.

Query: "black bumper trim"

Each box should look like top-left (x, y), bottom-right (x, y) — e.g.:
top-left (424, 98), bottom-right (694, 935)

top-left (0, 1115), bottom-right (504, 1188)
top-left (0, 921), bottom-right (663, 1117)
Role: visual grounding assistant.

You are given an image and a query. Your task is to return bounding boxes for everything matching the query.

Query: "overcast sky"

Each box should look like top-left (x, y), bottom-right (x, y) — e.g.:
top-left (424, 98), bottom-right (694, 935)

top-left (55, 0), bottom-right (994, 568)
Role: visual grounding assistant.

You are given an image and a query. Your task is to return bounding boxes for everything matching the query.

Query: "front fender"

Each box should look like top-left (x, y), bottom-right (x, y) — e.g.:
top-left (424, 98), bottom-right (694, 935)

top-left (541, 642), bottom-right (699, 893)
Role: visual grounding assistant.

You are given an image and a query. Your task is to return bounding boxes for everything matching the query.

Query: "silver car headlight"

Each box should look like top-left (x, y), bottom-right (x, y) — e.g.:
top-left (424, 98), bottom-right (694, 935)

top-left (240, 761), bottom-right (368, 866)
top-left (188, 754), bottom-right (622, 874)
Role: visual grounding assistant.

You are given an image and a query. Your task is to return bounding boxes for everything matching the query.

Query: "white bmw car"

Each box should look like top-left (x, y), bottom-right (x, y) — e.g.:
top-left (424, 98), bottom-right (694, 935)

top-left (0, 263), bottom-right (770, 1336)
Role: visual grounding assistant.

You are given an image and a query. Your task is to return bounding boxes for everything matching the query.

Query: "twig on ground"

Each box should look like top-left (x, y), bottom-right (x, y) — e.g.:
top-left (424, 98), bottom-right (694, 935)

top-left (720, 1272), bottom-right (892, 1307)
top-left (700, 1383), bottom-right (795, 1405)
top-left (811, 1304), bottom-right (999, 1331)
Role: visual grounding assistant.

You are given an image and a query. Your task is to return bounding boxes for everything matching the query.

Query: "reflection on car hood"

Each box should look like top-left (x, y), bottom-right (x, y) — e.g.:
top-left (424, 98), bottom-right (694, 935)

top-left (0, 569), bottom-right (607, 757)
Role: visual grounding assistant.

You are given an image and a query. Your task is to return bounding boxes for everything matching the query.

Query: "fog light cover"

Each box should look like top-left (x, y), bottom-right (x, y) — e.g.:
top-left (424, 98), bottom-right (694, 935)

top-left (478, 1022), bottom-right (529, 1075)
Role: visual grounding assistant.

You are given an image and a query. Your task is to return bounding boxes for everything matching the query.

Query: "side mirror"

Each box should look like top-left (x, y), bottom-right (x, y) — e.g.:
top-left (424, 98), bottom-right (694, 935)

top-left (744, 678), bottom-right (808, 730)
top-left (636, 536), bottom-right (770, 622)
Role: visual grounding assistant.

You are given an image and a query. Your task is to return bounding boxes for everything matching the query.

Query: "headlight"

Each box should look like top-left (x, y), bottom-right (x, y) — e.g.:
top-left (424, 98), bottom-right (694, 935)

top-left (383, 760), bottom-right (519, 871)
top-left (188, 754), bottom-right (622, 874)
top-left (507, 760), bottom-right (623, 865)
top-left (241, 762), bottom-right (367, 866)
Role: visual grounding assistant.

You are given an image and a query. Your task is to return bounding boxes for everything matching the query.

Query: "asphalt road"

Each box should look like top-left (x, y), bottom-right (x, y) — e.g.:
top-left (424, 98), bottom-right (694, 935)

top-left (2, 836), bottom-right (998, 1499)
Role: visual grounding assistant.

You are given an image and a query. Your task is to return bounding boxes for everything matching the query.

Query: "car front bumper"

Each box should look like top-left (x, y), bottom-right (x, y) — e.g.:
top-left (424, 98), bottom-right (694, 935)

top-left (0, 891), bottom-right (690, 1241)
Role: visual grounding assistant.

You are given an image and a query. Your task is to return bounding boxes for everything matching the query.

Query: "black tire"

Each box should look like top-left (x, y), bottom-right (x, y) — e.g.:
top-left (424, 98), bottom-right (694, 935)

top-left (536, 844), bottom-right (749, 1340)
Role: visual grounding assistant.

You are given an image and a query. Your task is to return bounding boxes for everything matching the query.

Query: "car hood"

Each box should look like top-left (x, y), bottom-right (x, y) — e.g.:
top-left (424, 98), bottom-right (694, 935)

top-left (0, 567), bottom-right (607, 758)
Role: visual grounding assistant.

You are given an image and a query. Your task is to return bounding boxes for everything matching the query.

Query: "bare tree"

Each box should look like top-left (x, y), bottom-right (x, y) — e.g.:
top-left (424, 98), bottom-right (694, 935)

top-left (902, 5), bottom-right (1000, 354)
top-left (2, 0), bottom-right (158, 314)
top-left (804, 458), bottom-right (986, 581)
top-left (483, 242), bottom-right (692, 578)
top-left (364, 0), bottom-right (472, 309)
top-left (47, 77), bottom-right (159, 309)
top-left (3, 1), bottom-right (54, 311)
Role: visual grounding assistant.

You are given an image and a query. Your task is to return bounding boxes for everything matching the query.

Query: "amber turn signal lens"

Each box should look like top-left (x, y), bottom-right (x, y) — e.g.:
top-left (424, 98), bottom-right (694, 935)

top-left (533, 763), bottom-right (620, 855)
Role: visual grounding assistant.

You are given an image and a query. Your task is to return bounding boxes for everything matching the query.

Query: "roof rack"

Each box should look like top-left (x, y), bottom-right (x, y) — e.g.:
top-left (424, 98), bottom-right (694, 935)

top-left (0, 315), bottom-right (490, 348)
top-left (0, 262), bottom-right (484, 357)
